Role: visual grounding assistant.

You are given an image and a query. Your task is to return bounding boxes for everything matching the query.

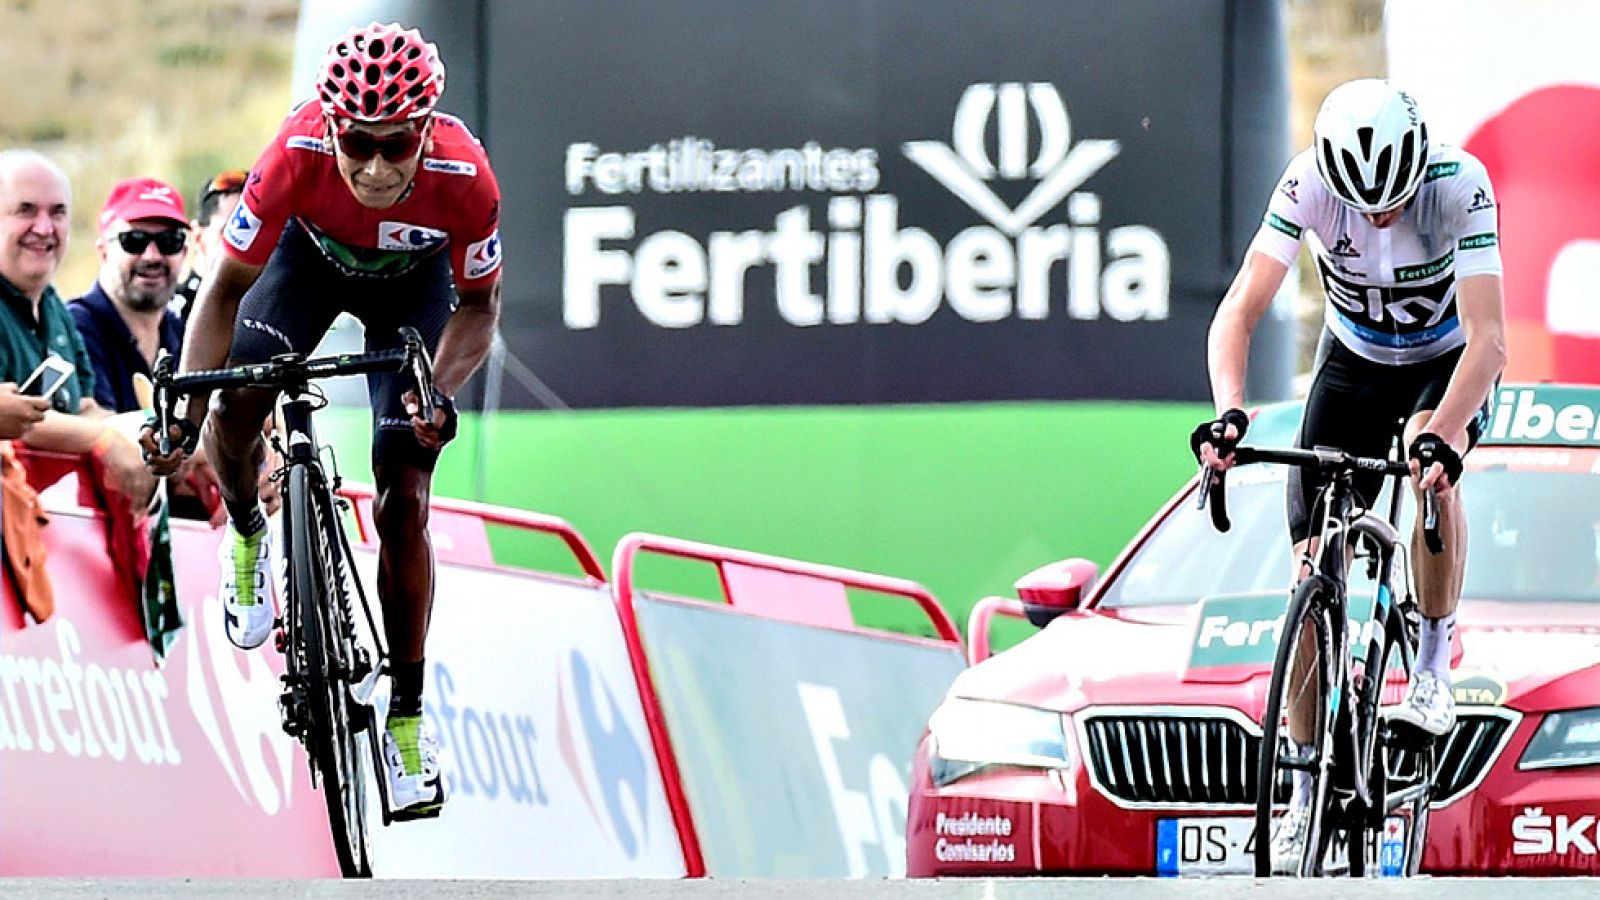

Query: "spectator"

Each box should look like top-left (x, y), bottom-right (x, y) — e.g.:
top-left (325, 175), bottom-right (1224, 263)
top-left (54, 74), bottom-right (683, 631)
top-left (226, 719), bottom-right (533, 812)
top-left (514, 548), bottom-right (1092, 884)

top-left (68, 176), bottom-right (221, 521)
top-left (174, 168), bottom-right (246, 319)
top-left (0, 149), bottom-right (154, 506)
top-left (68, 177), bottom-right (189, 414)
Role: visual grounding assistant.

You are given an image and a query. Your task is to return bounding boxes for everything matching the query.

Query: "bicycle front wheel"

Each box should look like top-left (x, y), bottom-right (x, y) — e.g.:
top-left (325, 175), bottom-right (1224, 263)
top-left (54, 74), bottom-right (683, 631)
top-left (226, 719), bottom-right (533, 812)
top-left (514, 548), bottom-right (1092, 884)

top-left (1349, 605), bottom-right (1408, 876)
top-left (287, 464), bottom-right (373, 878)
top-left (1255, 574), bottom-right (1336, 877)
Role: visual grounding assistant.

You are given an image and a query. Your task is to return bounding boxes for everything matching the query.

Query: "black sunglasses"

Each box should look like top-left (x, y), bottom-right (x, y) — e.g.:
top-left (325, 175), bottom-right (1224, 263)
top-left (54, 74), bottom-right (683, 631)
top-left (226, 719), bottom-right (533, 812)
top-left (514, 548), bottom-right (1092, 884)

top-left (334, 127), bottom-right (425, 163)
top-left (116, 228), bottom-right (187, 256)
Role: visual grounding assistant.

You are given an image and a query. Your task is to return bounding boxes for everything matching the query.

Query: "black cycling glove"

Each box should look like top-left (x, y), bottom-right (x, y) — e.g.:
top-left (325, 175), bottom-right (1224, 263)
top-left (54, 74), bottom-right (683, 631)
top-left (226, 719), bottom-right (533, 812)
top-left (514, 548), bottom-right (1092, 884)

top-left (1190, 408), bottom-right (1250, 464)
top-left (432, 392), bottom-right (459, 446)
top-left (1409, 432), bottom-right (1463, 487)
top-left (141, 413), bottom-right (201, 459)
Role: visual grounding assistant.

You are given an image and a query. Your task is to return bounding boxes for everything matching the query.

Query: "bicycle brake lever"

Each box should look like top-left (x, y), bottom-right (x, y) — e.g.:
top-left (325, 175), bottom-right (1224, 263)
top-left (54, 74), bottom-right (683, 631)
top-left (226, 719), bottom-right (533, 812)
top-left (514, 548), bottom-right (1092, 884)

top-left (152, 351), bottom-right (173, 458)
top-left (1422, 489), bottom-right (1444, 555)
top-left (1199, 465), bottom-right (1231, 532)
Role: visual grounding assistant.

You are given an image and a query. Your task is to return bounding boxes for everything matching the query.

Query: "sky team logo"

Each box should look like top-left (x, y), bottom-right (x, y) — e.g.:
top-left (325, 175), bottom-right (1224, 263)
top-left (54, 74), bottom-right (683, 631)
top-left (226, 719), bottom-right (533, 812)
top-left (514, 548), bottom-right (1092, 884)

top-left (378, 221), bottom-right (448, 251)
top-left (223, 199), bottom-right (263, 252)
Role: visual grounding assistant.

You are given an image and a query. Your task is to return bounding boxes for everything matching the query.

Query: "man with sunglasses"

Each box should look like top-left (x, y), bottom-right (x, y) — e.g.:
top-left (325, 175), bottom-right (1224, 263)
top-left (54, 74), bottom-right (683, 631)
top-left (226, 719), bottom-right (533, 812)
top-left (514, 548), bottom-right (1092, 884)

top-left (175, 169), bottom-right (247, 320)
top-left (70, 177), bottom-right (222, 522)
top-left (69, 178), bottom-right (193, 415)
top-left (142, 21), bottom-right (501, 822)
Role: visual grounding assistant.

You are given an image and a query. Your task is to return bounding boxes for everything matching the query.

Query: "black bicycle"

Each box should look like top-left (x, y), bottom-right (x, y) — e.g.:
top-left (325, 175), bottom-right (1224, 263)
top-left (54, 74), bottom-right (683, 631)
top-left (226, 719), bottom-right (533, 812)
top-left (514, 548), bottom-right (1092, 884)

top-left (152, 328), bottom-right (438, 877)
top-left (1201, 442), bottom-right (1441, 877)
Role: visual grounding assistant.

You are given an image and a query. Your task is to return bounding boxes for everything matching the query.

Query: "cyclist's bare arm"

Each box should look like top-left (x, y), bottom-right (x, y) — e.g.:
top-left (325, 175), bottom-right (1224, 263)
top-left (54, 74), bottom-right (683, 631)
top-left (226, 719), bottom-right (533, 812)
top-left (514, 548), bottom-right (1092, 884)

top-left (1201, 251), bottom-right (1291, 468)
top-left (180, 255), bottom-right (265, 420)
top-left (140, 255), bottom-right (264, 475)
top-left (1421, 273), bottom-right (1508, 452)
top-left (430, 275), bottom-right (501, 397)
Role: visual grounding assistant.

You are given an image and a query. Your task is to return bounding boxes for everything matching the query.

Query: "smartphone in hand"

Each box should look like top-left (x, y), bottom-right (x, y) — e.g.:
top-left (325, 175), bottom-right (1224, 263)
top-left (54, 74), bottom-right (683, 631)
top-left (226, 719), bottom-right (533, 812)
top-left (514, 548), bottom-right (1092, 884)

top-left (19, 355), bottom-right (74, 400)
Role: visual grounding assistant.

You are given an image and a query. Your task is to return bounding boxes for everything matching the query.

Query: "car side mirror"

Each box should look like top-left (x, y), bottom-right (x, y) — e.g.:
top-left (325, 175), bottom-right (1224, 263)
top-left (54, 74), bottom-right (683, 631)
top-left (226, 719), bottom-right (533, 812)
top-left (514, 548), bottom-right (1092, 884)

top-left (1014, 557), bottom-right (1100, 626)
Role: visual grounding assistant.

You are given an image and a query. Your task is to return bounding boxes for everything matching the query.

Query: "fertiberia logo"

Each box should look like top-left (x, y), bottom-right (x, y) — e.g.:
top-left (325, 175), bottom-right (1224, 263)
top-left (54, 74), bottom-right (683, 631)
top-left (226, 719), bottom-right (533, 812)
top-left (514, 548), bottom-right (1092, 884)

top-left (563, 81), bottom-right (1169, 331)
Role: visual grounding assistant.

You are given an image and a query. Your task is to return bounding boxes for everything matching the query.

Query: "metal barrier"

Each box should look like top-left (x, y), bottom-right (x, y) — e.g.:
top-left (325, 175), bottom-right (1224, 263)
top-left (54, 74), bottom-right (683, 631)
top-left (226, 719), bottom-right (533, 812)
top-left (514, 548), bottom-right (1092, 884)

top-left (611, 532), bottom-right (963, 877)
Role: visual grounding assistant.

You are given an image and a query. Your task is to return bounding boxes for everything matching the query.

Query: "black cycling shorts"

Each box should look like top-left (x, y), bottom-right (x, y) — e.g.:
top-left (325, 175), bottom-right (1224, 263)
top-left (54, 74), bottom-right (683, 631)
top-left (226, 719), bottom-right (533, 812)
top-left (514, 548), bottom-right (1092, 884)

top-left (228, 219), bottom-right (458, 471)
top-left (1287, 332), bottom-right (1491, 543)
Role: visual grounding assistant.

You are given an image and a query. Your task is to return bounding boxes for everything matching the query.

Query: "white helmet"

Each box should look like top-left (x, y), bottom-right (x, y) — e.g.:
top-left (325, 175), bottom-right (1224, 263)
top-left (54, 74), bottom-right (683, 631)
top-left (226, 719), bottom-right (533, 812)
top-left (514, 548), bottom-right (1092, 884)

top-left (1312, 79), bottom-right (1429, 215)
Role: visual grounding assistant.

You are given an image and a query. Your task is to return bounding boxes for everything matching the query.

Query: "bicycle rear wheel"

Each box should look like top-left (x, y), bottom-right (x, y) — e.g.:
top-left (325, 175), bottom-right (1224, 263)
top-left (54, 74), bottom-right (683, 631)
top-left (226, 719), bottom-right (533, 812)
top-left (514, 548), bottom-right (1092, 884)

top-left (1254, 574), bottom-right (1336, 877)
top-left (287, 464), bottom-right (373, 878)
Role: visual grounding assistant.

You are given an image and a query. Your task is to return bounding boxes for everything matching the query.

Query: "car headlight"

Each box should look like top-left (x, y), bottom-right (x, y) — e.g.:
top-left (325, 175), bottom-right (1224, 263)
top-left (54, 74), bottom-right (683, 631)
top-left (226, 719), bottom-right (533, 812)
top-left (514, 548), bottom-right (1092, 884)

top-left (1519, 707), bottom-right (1600, 770)
top-left (926, 697), bottom-right (1071, 787)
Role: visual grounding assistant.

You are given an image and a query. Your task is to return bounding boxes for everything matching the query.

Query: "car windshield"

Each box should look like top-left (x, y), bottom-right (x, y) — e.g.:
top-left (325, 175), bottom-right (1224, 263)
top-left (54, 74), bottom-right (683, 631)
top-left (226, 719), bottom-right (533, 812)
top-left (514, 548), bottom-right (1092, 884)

top-left (1099, 446), bottom-right (1600, 608)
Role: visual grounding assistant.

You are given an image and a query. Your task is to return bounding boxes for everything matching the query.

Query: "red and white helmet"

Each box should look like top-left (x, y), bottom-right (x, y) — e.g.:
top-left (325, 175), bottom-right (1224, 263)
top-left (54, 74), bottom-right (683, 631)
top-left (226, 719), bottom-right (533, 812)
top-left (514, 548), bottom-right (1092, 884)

top-left (317, 22), bottom-right (445, 123)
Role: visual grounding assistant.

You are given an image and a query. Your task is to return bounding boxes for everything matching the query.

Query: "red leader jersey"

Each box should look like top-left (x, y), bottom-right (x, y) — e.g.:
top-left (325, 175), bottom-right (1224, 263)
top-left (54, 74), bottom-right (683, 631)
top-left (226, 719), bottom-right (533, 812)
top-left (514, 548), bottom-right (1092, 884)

top-left (222, 101), bottom-right (503, 291)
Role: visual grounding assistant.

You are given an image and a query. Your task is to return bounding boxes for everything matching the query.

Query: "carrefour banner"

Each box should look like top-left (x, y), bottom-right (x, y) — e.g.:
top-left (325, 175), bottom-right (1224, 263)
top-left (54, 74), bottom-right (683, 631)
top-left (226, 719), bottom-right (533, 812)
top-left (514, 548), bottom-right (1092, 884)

top-left (0, 513), bottom-right (340, 876)
top-left (633, 596), bottom-right (966, 877)
top-left (1389, 0), bottom-right (1600, 386)
top-left (1, 504), bottom-right (683, 878)
top-left (298, 0), bottom-right (1290, 407)
top-left (356, 560), bottom-right (686, 878)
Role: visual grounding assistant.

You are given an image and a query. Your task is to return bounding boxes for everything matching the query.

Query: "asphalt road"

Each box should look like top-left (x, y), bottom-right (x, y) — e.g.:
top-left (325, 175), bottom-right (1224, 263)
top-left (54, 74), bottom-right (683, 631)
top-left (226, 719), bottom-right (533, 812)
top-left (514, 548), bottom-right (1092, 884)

top-left (1, 880), bottom-right (1595, 899)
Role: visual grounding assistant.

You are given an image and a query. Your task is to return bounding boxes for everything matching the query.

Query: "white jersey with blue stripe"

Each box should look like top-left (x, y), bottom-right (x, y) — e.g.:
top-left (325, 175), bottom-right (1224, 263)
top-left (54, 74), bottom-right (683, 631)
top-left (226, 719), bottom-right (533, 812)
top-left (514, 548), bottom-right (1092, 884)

top-left (1248, 144), bottom-right (1502, 366)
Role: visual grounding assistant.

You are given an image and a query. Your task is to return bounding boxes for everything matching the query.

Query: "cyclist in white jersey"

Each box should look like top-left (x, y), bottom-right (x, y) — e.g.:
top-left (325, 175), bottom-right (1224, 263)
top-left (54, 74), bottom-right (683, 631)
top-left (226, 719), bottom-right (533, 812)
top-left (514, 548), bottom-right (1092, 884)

top-left (1191, 79), bottom-right (1508, 870)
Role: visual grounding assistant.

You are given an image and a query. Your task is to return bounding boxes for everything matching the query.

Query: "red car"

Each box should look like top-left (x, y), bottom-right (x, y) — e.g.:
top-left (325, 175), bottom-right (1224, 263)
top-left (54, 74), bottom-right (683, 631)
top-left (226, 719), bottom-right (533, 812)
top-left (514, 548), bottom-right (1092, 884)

top-left (907, 384), bottom-right (1600, 877)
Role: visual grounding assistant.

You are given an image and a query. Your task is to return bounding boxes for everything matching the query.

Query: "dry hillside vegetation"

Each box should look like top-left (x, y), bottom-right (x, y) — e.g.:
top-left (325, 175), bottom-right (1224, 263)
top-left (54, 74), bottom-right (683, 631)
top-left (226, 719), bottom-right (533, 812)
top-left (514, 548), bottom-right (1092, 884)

top-left (0, 0), bottom-right (299, 295)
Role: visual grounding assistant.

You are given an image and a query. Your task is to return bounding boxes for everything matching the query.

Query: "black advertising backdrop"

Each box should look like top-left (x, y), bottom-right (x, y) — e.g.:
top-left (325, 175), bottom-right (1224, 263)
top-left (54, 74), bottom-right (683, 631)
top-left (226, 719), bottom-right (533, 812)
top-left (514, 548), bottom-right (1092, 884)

top-left (314, 0), bottom-right (1294, 408)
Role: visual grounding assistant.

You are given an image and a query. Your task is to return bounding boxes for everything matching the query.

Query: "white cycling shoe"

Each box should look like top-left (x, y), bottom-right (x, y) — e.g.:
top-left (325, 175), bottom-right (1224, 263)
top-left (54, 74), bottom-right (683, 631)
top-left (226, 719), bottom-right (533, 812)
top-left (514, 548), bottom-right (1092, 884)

top-left (383, 714), bottom-right (447, 821)
top-left (1388, 669), bottom-right (1456, 738)
top-left (219, 523), bottom-right (273, 650)
top-left (1270, 801), bottom-right (1312, 875)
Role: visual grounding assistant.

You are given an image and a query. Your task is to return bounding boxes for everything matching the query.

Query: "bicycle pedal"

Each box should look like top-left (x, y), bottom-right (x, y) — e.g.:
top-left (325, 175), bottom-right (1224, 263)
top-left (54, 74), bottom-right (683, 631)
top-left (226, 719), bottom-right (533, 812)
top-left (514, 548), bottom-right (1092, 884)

top-left (278, 689), bottom-right (307, 737)
top-left (1381, 717), bottom-right (1440, 750)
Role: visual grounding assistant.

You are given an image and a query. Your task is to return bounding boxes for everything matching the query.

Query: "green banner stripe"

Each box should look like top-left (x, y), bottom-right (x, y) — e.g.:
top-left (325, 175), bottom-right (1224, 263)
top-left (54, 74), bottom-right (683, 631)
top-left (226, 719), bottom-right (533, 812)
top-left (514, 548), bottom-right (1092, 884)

top-left (1459, 233), bottom-right (1498, 250)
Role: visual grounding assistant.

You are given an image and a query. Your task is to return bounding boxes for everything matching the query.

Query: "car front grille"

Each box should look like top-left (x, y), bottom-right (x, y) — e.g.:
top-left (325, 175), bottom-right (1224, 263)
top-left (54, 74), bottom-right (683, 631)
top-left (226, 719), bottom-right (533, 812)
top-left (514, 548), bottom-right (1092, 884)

top-left (1388, 712), bottom-right (1514, 805)
top-left (1081, 709), bottom-right (1513, 808)
top-left (1082, 713), bottom-right (1262, 806)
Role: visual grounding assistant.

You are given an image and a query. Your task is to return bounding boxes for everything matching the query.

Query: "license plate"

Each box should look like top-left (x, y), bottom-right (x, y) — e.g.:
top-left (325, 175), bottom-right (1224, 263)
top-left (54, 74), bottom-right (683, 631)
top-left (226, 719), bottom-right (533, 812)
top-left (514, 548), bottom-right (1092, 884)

top-left (1156, 817), bottom-right (1255, 876)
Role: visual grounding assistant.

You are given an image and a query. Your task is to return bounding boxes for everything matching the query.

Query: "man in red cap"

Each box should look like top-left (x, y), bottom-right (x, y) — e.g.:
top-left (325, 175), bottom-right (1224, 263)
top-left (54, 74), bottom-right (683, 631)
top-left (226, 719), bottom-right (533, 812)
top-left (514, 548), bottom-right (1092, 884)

top-left (69, 177), bottom-right (221, 521)
top-left (69, 177), bottom-right (191, 414)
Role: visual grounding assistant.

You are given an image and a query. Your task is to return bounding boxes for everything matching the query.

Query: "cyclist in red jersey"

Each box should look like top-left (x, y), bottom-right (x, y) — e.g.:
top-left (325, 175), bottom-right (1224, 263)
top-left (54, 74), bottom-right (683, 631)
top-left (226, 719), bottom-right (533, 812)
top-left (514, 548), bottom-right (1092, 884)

top-left (142, 22), bottom-right (501, 820)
